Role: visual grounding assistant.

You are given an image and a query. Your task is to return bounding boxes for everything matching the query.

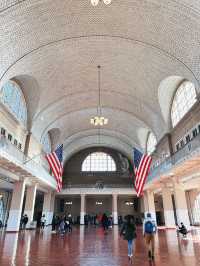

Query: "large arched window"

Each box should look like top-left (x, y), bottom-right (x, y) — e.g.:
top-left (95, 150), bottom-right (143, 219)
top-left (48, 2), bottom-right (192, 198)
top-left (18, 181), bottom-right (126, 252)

top-left (171, 81), bottom-right (197, 127)
top-left (0, 80), bottom-right (27, 126)
top-left (147, 132), bottom-right (157, 155)
top-left (82, 152), bottom-right (116, 172)
top-left (41, 133), bottom-right (51, 154)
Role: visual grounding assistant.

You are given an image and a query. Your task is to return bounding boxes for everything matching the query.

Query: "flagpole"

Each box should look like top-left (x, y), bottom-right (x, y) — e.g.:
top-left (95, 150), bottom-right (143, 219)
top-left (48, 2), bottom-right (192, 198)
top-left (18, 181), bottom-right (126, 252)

top-left (23, 152), bottom-right (44, 165)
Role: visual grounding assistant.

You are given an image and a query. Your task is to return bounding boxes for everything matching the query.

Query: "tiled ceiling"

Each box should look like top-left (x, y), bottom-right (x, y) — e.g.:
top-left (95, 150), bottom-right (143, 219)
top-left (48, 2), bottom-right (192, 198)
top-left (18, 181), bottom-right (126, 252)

top-left (1, 0), bottom-right (200, 158)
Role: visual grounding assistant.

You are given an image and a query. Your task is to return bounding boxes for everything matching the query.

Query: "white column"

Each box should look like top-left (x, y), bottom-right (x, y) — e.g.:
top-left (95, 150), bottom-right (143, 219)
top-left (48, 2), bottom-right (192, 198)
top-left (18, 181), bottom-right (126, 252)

top-left (24, 184), bottom-right (37, 228)
top-left (80, 194), bottom-right (86, 225)
top-left (143, 190), bottom-right (157, 223)
top-left (7, 180), bottom-right (26, 231)
top-left (42, 191), bottom-right (55, 225)
top-left (173, 181), bottom-right (190, 227)
top-left (162, 186), bottom-right (176, 227)
top-left (112, 194), bottom-right (118, 225)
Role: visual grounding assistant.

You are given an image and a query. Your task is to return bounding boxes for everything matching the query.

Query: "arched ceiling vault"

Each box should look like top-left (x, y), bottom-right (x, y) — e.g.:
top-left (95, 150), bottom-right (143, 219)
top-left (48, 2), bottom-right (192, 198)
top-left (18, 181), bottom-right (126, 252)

top-left (37, 107), bottom-right (156, 150)
top-left (63, 135), bottom-right (134, 164)
top-left (1, 0), bottom-right (200, 154)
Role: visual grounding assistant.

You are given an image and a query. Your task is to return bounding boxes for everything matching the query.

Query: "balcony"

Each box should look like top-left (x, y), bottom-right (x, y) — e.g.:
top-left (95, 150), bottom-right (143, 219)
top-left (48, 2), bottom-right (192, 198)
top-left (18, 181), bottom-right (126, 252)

top-left (0, 139), bottom-right (57, 189)
top-left (62, 183), bottom-right (134, 189)
top-left (148, 133), bottom-right (200, 183)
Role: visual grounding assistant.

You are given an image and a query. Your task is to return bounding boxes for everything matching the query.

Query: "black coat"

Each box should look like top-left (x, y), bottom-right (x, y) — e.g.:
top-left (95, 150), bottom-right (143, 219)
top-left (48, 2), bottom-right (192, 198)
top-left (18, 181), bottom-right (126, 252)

top-left (121, 223), bottom-right (137, 241)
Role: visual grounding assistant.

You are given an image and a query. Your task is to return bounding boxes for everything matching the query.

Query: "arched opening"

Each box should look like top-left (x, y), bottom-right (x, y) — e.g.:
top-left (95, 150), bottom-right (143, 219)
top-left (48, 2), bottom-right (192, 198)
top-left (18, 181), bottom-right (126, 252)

top-left (0, 80), bottom-right (27, 127)
top-left (171, 81), bottom-right (197, 128)
top-left (41, 132), bottom-right (52, 154)
top-left (146, 132), bottom-right (157, 155)
top-left (82, 152), bottom-right (116, 172)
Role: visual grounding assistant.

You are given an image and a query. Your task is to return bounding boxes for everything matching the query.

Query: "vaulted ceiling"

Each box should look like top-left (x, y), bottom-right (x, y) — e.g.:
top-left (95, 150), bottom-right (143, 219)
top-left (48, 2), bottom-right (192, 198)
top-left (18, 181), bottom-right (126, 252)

top-left (0, 0), bottom-right (200, 160)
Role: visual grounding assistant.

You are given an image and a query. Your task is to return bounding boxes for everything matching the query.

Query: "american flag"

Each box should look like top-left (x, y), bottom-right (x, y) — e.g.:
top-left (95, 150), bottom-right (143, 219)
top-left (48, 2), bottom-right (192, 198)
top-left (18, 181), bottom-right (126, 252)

top-left (134, 148), bottom-right (152, 197)
top-left (45, 144), bottom-right (63, 192)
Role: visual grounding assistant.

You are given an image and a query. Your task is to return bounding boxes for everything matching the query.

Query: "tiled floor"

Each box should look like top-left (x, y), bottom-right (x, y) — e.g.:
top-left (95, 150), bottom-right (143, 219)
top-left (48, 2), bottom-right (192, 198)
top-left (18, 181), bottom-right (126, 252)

top-left (0, 226), bottom-right (200, 266)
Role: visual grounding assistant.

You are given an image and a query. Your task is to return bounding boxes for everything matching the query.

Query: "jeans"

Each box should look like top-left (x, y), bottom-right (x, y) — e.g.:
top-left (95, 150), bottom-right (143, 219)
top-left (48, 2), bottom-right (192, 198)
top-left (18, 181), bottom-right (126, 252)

top-left (128, 240), bottom-right (134, 256)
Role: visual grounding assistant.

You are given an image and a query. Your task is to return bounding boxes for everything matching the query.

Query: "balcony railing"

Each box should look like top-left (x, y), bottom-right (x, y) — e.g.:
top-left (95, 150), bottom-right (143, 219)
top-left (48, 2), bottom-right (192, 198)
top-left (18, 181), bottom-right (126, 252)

top-left (148, 133), bottom-right (200, 182)
top-left (0, 140), bottom-right (56, 189)
top-left (64, 171), bottom-right (130, 178)
top-left (62, 183), bottom-right (134, 189)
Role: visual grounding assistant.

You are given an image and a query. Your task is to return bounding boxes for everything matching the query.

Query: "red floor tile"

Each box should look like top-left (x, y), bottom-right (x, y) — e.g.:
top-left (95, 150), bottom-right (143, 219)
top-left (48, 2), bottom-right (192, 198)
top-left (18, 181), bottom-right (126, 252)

top-left (0, 226), bottom-right (200, 266)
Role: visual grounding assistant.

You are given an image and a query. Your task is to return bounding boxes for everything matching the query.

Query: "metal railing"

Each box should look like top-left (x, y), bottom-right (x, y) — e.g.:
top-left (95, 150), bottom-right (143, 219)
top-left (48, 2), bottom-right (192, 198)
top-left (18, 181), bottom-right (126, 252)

top-left (62, 183), bottom-right (134, 189)
top-left (0, 141), bottom-right (56, 188)
top-left (64, 171), bottom-right (129, 178)
top-left (148, 133), bottom-right (200, 182)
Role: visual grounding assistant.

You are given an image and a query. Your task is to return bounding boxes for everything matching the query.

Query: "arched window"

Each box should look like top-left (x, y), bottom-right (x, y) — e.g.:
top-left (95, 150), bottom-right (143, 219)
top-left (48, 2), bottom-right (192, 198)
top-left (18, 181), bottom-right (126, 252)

top-left (171, 81), bottom-right (197, 127)
top-left (82, 152), bottom-right (116, 172)
top-left (0, 80), bottom-right (27, 126)
top-left (41, 133), bottom-right (51, 154)
top-left (147, 132), bottom-right (157, 155)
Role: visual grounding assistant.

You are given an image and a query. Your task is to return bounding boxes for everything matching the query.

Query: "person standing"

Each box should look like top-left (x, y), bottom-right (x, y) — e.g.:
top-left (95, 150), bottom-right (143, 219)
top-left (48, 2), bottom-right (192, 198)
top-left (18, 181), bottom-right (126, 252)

top-left (120, 215), bottom-right (137, 261)
top-left (40, 214), bottom-right (46, 231)
top-left (21, 214), bottom-right (28, 231)
top-left (143, 213), bottom-right (157, 261)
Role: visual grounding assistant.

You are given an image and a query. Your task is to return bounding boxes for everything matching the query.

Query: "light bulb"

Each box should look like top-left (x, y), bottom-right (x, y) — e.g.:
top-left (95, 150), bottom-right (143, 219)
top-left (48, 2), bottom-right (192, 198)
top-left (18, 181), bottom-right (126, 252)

top-left (91, 0), bottom-right (99, 6)
top-left (104, 118), bottom-right (108, 124)
top-left (103, 0), bottom-right (112, 5)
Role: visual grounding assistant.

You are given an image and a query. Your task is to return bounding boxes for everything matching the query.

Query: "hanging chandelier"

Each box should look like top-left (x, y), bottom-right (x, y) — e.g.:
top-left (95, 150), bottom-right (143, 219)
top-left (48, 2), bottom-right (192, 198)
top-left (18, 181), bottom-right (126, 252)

top-left (91, 0), bottom-right (112, 6)
top-left (90, 66), bottom-right (108, 126)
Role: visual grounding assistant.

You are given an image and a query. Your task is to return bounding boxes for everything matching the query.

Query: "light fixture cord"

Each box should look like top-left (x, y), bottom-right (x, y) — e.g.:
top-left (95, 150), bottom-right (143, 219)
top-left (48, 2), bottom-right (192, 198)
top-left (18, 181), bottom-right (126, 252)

top-left (98, 65), bottom-right (101, 115)
top-left (98, 65), bottom-right (101, 144)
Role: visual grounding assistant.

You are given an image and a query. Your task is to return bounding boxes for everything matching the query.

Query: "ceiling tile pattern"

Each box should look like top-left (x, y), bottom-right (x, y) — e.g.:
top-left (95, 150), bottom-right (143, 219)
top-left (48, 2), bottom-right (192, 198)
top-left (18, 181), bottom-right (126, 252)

top-left (1, 0), bottom-right (200, 158)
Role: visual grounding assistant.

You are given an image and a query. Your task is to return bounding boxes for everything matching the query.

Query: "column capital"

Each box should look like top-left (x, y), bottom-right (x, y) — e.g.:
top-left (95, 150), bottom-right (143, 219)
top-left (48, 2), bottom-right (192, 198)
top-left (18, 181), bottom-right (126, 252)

top-left (145, 189), bottom-right (154, 195)
top-left (172, 179), bottom-right (184, 189)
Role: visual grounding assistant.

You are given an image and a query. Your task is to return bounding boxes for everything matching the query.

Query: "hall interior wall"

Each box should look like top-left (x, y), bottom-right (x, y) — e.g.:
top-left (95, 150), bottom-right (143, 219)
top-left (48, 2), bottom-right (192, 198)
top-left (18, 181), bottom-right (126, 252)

top-left (54, 197), bottom-right (81, 218)
top-left (0, 104), bottom-right (27, 150)
top-left (63, 147), bottom-right (131, 187)
top-left (86, 196), bottom-right (112, 215)
top-left (152, 101), bottom-right (200, 166)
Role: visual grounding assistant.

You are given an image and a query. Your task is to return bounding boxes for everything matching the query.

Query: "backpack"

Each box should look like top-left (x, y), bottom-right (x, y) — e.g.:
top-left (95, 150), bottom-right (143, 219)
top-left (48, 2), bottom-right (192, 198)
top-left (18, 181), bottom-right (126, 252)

top-left (145, 221), bottom-right (154, 234)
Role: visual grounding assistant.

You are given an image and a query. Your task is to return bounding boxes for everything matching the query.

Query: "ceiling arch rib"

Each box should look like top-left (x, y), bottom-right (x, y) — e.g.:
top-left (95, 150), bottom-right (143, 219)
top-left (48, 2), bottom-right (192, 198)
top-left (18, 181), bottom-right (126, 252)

top-left (1, 36), bottom-right (197, 140)
top-left (63, 135), bottom-right (133, 164)
top-left (33, 92), bottom-right (165, 143)
top-left (62, 129), bottom-right (139, 151)
top-left (1, 0), bottom-right (200, 85)
top-left (37, 107), bottom-right (153, 151)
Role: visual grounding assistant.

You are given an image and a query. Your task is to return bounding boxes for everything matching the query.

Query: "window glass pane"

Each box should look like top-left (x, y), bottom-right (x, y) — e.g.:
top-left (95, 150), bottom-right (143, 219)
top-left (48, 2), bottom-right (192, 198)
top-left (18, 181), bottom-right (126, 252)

top-left (0, 80), bottom-right (27, 126)
top-left (82, 152), bottom-right (116, 172)
top-left (171, 81), bottom-right (196, 127)
top-left (41, 133), bottom-right (51, 153)
top-left (147, 133), bottom-right (157, 155)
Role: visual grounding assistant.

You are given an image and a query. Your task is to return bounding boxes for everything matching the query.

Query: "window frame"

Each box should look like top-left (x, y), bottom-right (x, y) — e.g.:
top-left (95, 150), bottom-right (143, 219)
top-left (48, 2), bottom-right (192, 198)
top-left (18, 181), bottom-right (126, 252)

top-left (41, 133), bottom-right (52, 154)
top-left (82, 152), bottom-right (116, 172)
top-left (146, 132), bottom-right (157, 155)
top-left (170, 81), bottom-right (197, 128)
top-left (0, 80), bottom-right (27, 127)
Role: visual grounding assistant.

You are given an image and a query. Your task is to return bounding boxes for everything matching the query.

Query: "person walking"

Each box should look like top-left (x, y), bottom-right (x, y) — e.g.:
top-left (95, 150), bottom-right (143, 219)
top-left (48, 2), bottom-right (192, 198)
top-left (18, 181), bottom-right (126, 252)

top-left (120, 215), bottom-right (137, 262)
top-left (102, 213), bottom-right (109, 233)
top-left (21, 214), bottom-right (28, 231)
top-left (143, 213), bottom-right (157, 261)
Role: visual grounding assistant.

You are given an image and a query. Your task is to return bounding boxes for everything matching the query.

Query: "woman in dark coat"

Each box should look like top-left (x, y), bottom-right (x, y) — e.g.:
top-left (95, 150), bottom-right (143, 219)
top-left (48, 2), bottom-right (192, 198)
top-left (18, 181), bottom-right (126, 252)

top-left (120, 215), bottom-right (137, 261)
top-left (102, 213), bottom-right (109, 232)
